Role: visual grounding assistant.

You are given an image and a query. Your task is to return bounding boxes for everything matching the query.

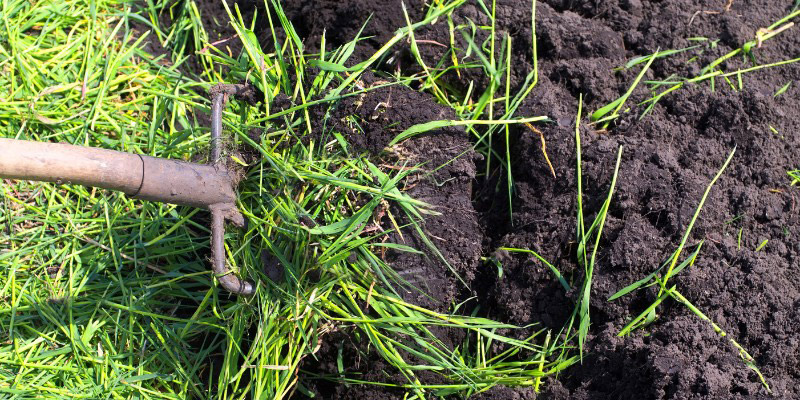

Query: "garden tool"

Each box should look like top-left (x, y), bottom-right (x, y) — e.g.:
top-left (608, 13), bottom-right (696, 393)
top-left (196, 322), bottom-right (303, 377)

top-left (0, 83), bottom-right (259, 296)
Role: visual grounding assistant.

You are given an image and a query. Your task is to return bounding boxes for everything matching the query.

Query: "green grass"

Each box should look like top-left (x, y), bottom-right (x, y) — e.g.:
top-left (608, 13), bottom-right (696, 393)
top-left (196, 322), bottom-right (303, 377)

top-left (0, 1), bottom-right (222, 397)
top-left (382, 1), bottom-right (794, 396)
top-left (789, 169), bottom-right (800, 185)
top-left (400, 0), bottom-right (545, 222)
top-left (609, 148), bottom-right (771, 392)
top-left (591, 9), bottom-right (796, 388)
top-left (0, 0), bottom-right (578, 397)
top-left (3, 0), bottom-right (791, 397)
top-left (573, 97), bottom-right (623, 358)
top-left (592, 51), bottom-right (656, 128)
top-left (594, 10), bottom-right (800, 122)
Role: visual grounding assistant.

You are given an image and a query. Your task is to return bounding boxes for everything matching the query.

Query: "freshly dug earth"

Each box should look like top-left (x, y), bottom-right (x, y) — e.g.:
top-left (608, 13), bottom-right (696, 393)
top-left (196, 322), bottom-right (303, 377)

top-left (209, 0), bottom-right (800, 398)
top-left (305, 72), bottom-right (484, 315)
top-left (299, 75), bottom-right (484, 399)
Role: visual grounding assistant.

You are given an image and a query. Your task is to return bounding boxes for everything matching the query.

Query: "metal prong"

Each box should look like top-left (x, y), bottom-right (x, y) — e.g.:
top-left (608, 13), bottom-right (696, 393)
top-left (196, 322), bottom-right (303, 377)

top-left (210, 207), bottom-right (254, 296)
top-left (210, 92), bottom-right (226, 165)
top-left (208, 87), bottom-right (255, 296)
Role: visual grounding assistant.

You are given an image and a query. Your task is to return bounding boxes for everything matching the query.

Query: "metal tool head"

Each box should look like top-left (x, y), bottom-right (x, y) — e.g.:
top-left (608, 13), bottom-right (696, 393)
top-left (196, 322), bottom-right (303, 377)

top-left (206, 83), bottom-right (262, 296)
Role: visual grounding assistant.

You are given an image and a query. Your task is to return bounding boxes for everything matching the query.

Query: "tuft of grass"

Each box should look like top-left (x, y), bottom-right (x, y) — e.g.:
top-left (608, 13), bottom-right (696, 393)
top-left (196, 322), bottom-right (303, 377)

top-left (408, 0), bottom-right (544, 223)
top-left (597, 10), bottom-right (800, 120)
top-left (657, 148), bottom-right (736, 296)
top-left (789, 169), bottom-right (800, 185)
top-left (212, 2), bottom-right (571, 395)
top-left (592, 51), bottom-right (657, 128)
top-left (609, 148), bottom-right (771, 393)
top-left (613, 147), bottom-right (735, 332)
top-left (486, 97), bottom-right (626, 373)
top-left (573, 96), bottom-right (624, 357)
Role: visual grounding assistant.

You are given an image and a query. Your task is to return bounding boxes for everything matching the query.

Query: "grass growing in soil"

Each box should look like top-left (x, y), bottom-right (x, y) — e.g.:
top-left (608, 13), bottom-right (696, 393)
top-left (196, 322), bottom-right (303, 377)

top-left (790, 169), bottom-right (800, 185)
top-left (589, 8), bottom-right (800, 392)
top-left (573, 98), bottom-right (623, 358)
top-left (594, 9), bottom-right (800, 123)
top-left (609, 148), bottom-right (772, 392)
top-left (3, 0), bottom-right (792, 397)
top-left (0, 0), bottom-right (577, 398)
top-left (389, 0), bottom-right (630, 389)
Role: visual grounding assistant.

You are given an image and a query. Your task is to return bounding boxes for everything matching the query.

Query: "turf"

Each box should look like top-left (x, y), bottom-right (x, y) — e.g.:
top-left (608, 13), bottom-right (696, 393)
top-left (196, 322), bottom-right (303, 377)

top-left (0, 0), bottom-right (571, 397)
top-left (2, 0), bottom-right (798, 398)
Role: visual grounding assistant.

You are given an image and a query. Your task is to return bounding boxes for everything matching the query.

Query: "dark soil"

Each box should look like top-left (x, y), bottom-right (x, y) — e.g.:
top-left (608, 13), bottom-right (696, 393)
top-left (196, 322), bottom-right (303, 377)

top-left (281, 0), bottom-right (427, 62)
top-left (304, 71), bottom-right (483, 312)
top-left (296, 75), bottom-right (483, 398)
top-left (130, 0), bottom-right (256, 73)
top-left (200, 0), bottom-right (800, 398)
top-left (353, 76), bottom-right (483, 312)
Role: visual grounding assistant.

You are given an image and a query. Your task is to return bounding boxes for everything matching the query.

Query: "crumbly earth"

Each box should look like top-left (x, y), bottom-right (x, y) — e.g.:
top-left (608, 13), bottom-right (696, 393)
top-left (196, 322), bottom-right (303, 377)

top-left (201, 0), bottom-right (800, 398)
top-left (295, 74), bottom-right (483, 399)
